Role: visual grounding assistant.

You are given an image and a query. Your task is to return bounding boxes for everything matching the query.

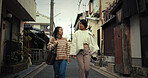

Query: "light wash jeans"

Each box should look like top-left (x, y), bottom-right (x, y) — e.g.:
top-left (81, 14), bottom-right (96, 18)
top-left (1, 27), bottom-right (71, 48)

top-left (53, 60), bottom-right (67, 78)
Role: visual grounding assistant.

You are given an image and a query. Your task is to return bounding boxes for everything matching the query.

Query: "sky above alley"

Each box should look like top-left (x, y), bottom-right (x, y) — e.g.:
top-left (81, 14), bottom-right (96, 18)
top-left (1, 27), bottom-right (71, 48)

top-left (36, 0), bottom-right (89, 39)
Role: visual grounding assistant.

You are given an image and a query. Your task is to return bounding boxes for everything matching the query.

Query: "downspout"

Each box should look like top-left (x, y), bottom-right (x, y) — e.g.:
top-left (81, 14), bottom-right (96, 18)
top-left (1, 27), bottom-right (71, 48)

top-left (89, 1), bottom-right (91, 15)
top-left (99, 0), bottom-right (104, 67)
top-left (99, 0), bottom-right (103, 24)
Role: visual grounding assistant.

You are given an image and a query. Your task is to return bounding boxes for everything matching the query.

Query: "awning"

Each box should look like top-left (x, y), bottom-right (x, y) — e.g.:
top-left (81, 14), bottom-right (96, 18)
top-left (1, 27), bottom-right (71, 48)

top-left (24, 26), bottom-right (49, 43)
top-left (4, 0), bottom-right (36, 21)
top-left (101, 16), bottom-right (116, 28)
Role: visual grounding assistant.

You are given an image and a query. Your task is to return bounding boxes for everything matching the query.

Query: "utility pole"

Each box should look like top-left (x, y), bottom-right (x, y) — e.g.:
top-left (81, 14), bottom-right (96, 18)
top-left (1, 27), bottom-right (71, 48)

top-left (50, 0), bottom-right (54, 36)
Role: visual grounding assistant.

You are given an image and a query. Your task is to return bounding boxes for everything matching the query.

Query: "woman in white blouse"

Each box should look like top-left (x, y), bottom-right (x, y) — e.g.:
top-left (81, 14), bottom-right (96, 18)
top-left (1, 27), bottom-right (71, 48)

top-left (70, 19), bottom-right (99, 78)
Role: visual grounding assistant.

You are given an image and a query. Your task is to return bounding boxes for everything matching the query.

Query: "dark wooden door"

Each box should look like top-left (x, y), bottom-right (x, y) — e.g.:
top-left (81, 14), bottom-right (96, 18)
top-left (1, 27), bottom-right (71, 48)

top-left (104, 24), bottom-right (114, 56)
top-left (141, 16), bottom-right (148, 67)
top-left (114, 26), bottom-right (123, 73)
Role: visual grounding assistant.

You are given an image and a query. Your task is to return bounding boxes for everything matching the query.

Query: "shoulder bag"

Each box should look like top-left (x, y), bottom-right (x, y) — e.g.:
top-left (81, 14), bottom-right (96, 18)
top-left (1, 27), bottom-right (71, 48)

top-left (46, 44), bottom-right (57, 65)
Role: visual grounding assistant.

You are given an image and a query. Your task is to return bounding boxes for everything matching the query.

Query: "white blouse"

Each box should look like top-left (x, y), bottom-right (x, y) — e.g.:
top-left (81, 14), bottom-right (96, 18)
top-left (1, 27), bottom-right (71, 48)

top-left (70, 30), bottom-right (99, 56)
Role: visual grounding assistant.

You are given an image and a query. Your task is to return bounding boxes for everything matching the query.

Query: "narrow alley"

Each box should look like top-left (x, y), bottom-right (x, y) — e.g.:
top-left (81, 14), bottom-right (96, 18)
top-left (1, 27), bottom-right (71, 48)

top-left (0, 0), bottom-right (148, 78)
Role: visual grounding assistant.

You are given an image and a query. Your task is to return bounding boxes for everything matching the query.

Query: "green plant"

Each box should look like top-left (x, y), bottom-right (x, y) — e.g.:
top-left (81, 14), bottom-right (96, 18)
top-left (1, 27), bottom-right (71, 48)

top-left (5, 30), bottom-right (32, 65)
top-left (22, 30), bottom-right (32, 59)
top-left (5, 50), bottom-right (23, 65)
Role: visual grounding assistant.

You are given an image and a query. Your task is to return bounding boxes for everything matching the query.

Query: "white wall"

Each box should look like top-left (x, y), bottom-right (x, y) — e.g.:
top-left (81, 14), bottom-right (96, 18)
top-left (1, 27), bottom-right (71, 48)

top-left (35, 12), bottom-right (50, 23)
top-left (33, 25), bottom-right (40, 29)
top-left (88, 19), bottom-right (99, 42)
top-left (130, 15), bottom-right (142, 58)
top-left (27, 12), bottom-right (50, 24)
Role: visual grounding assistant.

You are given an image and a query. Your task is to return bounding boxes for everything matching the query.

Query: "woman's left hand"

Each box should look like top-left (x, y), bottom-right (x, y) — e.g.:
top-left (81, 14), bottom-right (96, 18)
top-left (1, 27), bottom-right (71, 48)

top-left (67, 59), bottom-right (70, 64)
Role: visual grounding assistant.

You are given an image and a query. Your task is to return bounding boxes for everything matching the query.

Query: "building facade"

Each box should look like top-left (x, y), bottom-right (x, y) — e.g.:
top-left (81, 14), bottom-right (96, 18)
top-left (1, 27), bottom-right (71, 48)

top-left (0, 0), bottom-right (36, 73)
top-left (102, 0), bottom-right (148, 77)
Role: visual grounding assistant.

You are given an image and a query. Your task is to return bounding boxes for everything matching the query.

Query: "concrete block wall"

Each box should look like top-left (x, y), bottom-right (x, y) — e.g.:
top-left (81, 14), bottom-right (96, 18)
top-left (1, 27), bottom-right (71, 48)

top-left (107, 63), bottom-right (115, 73)
top-left (131, 65), bottom-right (148, 78)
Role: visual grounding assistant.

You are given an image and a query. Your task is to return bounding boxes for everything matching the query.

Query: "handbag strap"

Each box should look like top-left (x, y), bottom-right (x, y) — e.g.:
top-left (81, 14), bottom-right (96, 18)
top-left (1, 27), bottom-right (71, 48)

top-left (52, 38), bottom-right (58, 53)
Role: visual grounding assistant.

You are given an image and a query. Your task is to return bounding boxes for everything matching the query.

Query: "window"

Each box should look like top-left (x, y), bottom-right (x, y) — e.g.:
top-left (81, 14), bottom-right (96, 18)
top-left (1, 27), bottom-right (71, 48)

top-left (40, 25), bottom-right (49, 31)
top-left (93, 0), bottom-right (96, 9)
top-left (36, 15), bottom-right (39, 17)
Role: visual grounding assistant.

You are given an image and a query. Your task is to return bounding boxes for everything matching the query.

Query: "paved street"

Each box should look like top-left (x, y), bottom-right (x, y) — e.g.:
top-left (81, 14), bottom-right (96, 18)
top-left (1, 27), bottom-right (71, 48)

top-left (34, 58), bottom-right (107, 78)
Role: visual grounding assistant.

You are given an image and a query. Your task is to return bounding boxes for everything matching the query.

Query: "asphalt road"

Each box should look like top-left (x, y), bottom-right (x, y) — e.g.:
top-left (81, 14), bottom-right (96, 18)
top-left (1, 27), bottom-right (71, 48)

top-left (34, 58), bottom-right (107, 78)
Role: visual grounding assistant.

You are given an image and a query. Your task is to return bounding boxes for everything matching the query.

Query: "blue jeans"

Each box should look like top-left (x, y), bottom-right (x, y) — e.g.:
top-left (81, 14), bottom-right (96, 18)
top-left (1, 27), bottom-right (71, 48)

top-left (53, 60), bottom-right (67, 78)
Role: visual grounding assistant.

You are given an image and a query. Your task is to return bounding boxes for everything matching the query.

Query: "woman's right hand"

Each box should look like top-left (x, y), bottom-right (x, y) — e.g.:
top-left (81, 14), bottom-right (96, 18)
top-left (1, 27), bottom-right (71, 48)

top-left (53, 41), bottom-right (58, 46)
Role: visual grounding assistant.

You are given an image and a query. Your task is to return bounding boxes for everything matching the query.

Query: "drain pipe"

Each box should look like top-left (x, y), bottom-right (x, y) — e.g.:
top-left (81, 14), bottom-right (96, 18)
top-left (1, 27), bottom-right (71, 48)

top-left (99, 0), bottom-right (104, 67)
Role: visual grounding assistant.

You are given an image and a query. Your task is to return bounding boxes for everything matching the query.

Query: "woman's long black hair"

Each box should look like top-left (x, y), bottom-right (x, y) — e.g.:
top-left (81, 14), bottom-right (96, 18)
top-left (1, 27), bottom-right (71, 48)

top-left (52, 26), bottom-right (62, 39)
